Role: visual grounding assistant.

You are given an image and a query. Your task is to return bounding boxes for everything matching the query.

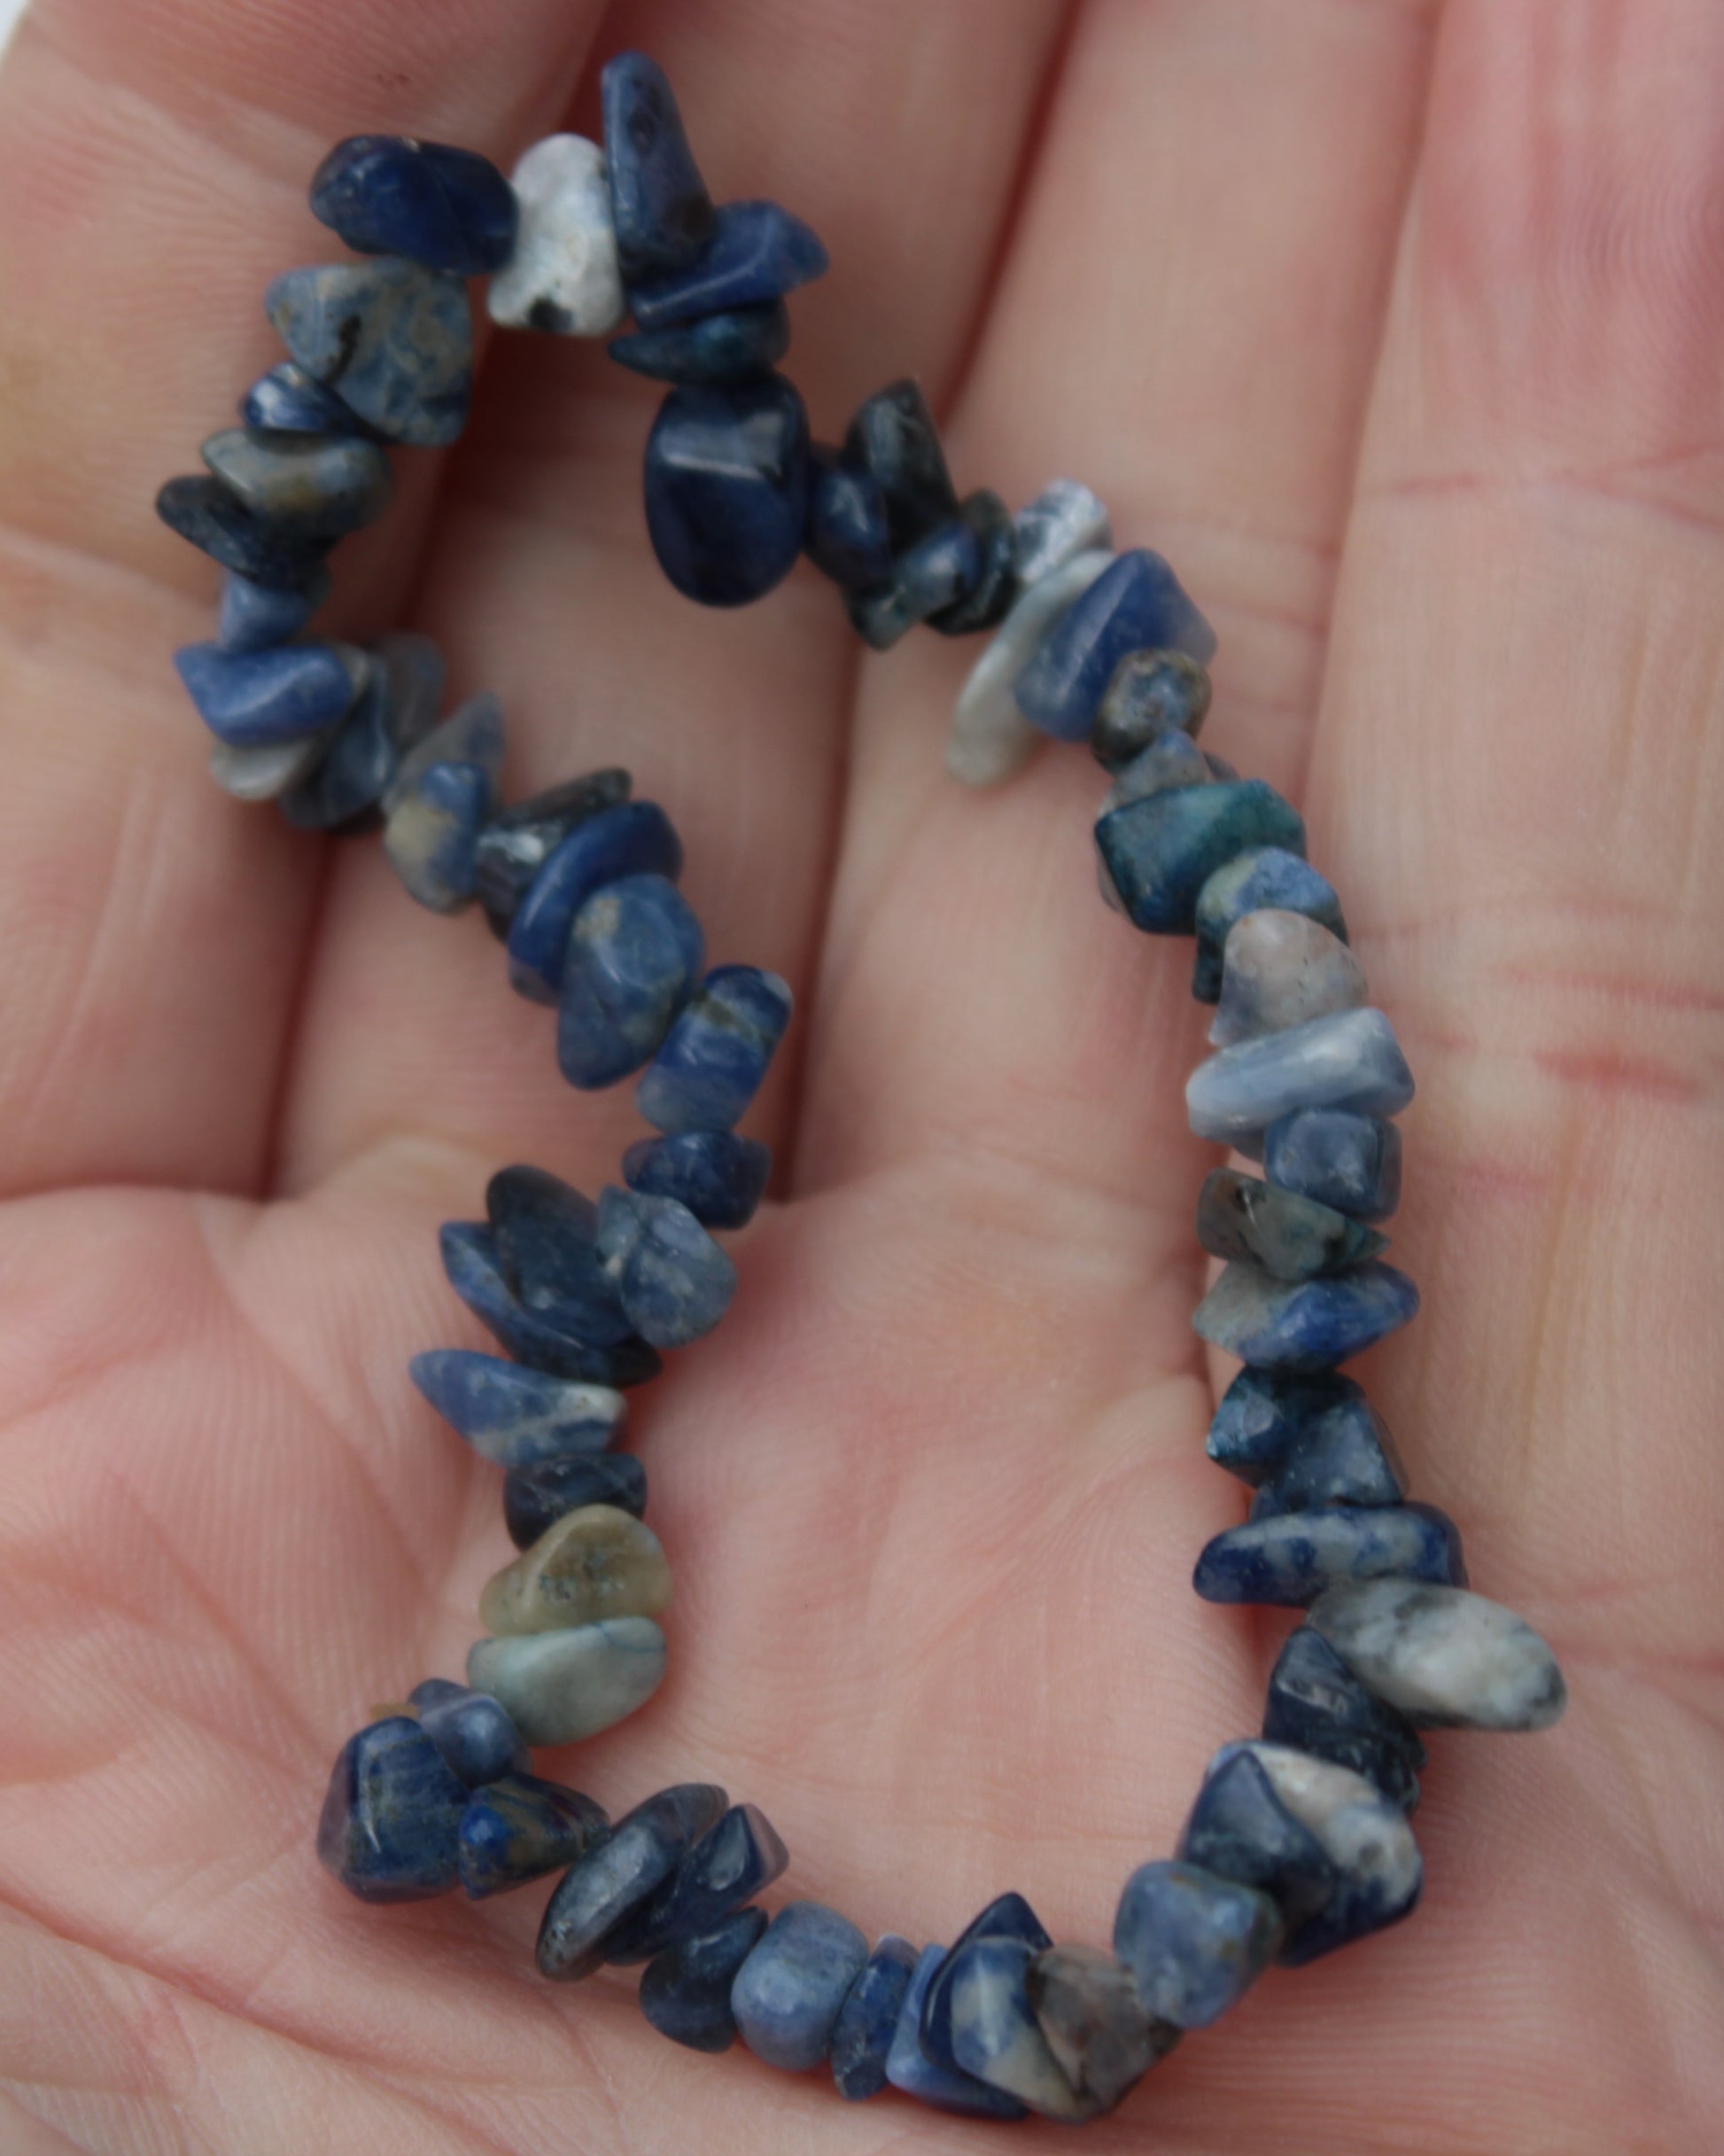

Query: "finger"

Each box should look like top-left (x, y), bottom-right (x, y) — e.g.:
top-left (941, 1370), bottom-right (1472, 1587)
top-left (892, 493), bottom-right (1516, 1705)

top-left (0, 0), bottom-right (606, 1198)
top-left (273, 0), bottom-right (1071, 1197)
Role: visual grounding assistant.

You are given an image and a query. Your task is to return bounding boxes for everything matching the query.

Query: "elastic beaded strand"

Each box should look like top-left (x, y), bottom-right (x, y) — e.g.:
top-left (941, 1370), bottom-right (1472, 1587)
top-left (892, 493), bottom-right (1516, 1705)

top-left (152, 51), bottom-right (1567, 2127)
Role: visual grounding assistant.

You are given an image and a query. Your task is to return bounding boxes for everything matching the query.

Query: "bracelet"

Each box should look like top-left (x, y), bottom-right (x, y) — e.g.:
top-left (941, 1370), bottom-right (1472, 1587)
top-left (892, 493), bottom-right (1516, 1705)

top-left (154, 51), bottom-right (1567, 2127)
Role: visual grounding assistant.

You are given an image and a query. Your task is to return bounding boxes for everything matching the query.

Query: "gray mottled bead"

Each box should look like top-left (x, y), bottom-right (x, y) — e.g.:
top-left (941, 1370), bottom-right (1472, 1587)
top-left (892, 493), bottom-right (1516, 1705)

top-left (208, 729), bottom-right (337, 803)
top-left (1210, 909), bottom-right (1370, 1049)
top-left (732, 1902), bottom-right (869, 2073)
top-left (943, 1935), bottom-right (1098, 2121)
top-left (1011, 479), bottom-right (1113, 586)
top-left (1197, 1168), bottom-right (1386, 1280)
top-left (489, 135), bottom-right (626, 336)
top-left (466, 1617), bottom-right (667, 1747)
top-left (1309, 1579), bottom-right (1567, 1731)
top-left (1025, 1945), bottom-right (1178, 2117)
top-left (945, 549), bottom-right (1114, 788)
top-left (264, 258), bottom-right (473, 447)
top-left (1186, 1006), bottom-right (1414, 1146)
top-left (200, 426), bottom-right (392, 535)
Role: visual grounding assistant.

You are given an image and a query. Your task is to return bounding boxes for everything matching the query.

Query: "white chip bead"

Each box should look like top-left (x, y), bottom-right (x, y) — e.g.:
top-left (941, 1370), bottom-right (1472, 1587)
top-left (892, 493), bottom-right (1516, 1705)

top-left (487, 135), bottom-right (625, 337)
top-left (1309, 1580), bottom-right (1567, 1731)
top-left (946, 548), bottom-right (1114, 788)
top-left (1012, 479), bottom-right (1113, 586)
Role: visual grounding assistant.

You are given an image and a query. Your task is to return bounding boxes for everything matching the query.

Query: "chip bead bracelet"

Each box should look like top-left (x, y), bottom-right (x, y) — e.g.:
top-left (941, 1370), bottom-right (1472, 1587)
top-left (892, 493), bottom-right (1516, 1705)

top-left (152, 51), bottom-right (1568, 2127)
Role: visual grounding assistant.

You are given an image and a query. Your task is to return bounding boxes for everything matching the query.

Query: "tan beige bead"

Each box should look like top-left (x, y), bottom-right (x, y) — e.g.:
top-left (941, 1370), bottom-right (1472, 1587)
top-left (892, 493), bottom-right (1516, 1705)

top-left (478, 1505), bottom-right (672, 1637)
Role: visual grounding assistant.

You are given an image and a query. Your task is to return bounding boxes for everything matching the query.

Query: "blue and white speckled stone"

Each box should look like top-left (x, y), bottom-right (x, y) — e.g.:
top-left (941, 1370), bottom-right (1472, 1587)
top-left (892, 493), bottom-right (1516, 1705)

top-left (458, 1773), bottom-right (609, 1900)
top-left (641, 1908), bottom-right (771, 2053)
top-left (537, 1782), bottom-right (729, 1980)
top-left (317, 1716), bottom-right (468, 1903)
top-left (1186, 1007), bottom-right (1414, 1146)
top-left (504, 1452), bottom-right (648, 1550)
top-left (601, 51), bottom-right (715, 281)
top-left (1176, 1747), bottom-right (1340, 1931)
top-left (1264, 1107), bottom-right (1403, 1221)
top-left (507, 802), bottom-right (683, 1006)
top-left (830, 1935), bottom-right (919, 2102)
top-left (627, 199), bottom-right (827, 331)
top-left (636, 965), bottom-right (793, 1134)
top-left (1262, 1628), bottom-right (1425, 1811)
top-left (596, 1186), bottom-right (738, 1349)
top-left (1099, 780), bottom-right (1307, 936)
top-left (1209, 910), bottom-right (1369, 1049)
top-left (1112, 1861), bottom-right (1281, 2029)
top-left (208, 729), bottom-right (339, 805)
top-left (409, 1349), bottom-right (625, 1467)
top-left (731, 1901), bottom-right (869, 2073)
top-left (1100, 727), bottom-right (1211, 813)
top-left (174, 639), bottom-right (364, 747)
top-left (155, 474), bottom-right (336, 589)
top-left (1015, 549), bottom-right (1217, 742)
top-left (470, 1619), bottom-right (671, 1751)
top-left (1193, 1258), bottom-right (1420, 1373)
top-left (919, 1895), bottom-right (1052, 2085)
top-left (946, 548), bottom-right (1114, 788)
top-left (240, 361), bottom-right (373, 439)
top-left (1197, 1169), bottom-right (1386, 1281)
top-left (1193, 1502), bottom-right (1464, 1607)
top-left (1309, 1580), bottom-right (1567, 1732)
top-left (384, 759), bottom-right (493, 911)
top-left (644, 375), bottom-right (810, 608)
top-left (1248, 1389), bottom-right (1407, 1516)
top-left (485, 1165), bottom-right (633, 1350)
top-left (610, 300), bottom-right (789, 385)
top-left (1025, 1945), bottom-right (1179, 2118)
top-left (558, 876), bottom-right (706, 1091)
top-left (1206, 1368), bottom-right (1385, 1486)
top-left (200, 424), bottom-right (392, 536)
top-left (490, 135), bottom-right (626, 336)
top-left (475, 770), bottom-right (633, 936)
top-left (265, 259), bottom-right (473, 447)
top-left (384, 690), bottom-right (504, 815)
top-left (1012, 479), bottom-right (1112, 587)
top-left (885, 1945), bottom-right (1029, 2118)
top-left (939, 1936), bottom-right (1099, 2121)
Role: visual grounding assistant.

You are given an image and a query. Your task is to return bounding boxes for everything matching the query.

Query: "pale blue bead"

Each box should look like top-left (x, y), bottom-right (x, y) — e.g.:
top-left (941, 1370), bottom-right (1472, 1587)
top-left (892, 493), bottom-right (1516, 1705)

top-left (408, 1348), bottom-right (625, 1466)
top-left (1192, 847), bottom-right (1347, 1002)
top-left (731, 1901), bottom-right (868, 2073)
top-left (595, 1187), bottom-right (737, 1349)
top-left (636, 965), bottom-right (793, 1134)
top-left (1186, 1007), bottom-right (1415, 1146)
top-left (885, 1946), bottom-right (1029, 2119)
top-left (468, 1619), bottom-right (669, 1747)
top-left (1192, 1258), bottom-right (1420, 1373)
top-left (174, 640), bottom-right (360, 746)
top-left (217, 569), bottom-right (330, 653)
top-left (1192, 1502), bottom-right (1465, 1607)
top-left (1112, 1861), bottom-right (1281, 2029)
top-left (384, 690), bottom-right (505, 815)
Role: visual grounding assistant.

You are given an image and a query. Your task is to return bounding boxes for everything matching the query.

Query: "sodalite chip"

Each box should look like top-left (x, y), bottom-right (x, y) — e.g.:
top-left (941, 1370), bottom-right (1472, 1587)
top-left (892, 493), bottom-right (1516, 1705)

top-left (458, 1773), bottom-right (609, 1899)
top-left (468, 1620), bottom-right (670, 1748)
top-left (731, 1901), bottom-right (869, 2073)
top-left (504, 1452), bottom-right (648, 1549)
top-left (1015, 549), bottom-right (1217, 742)
top-left (1309, 1579), bottom-right (1567, 1732)
top-left (1099, 727), bottom-right (1210, 813)
top-left (474, 769), bottom-right (633, 937)
top-left (276, 651), bottom-right (408, 832)
top-left (848, 513), bottom-right (979, 651)
top-left (1091, 649), bottom-right (1211, 770)
top-left (408, 1678), bottom-right (528, 1786)
top-left (217, 569), bottom-right (329, 654)
top-left (174, 639), bottom-right (362, 746)
top-left (928, 488), bottom-right (1020, 637)
top-left (605, 1802), bottom-right (788, 1964)
top-left (507, 801), bottom-right (684, 1005)
top-left (1262, 1628), bottom-right (1425, 1811)
top-left (626, 198), bottom-right (828, 330)
top-left (1113, 1860), bottom-right (1282, 2028)
top-left (842, 378), bottom-right (959, 552)
top-left (384, 759), bottom-right (494, 911)
top-left (644, 375), bottom-right (810, 607)
top-left (1207, 1366), bottom-right (1376, 1485)
top-left (1013, 479), bottom-right (1113, 587)
top-left (409, 1349), bottom-right (625, 1467)
top-left (641, 1907), bottom-right (770, 2052)
top-left (804, 443), bottom-right (892, 591)
top-left (830, 1935), bottom-right (918, 2100)
top-left (485, 1164), bottom-right (633, 1349)
top-left (602, 51), bottom-right (717, 280)
top-left (156, 473), bottom-right (337, 588)
top-left (1186, 1007), bottom-right (1414, 1146)
top-left (317, 1716), bottom-right (468, 1902)
top-left (538, 1782), bottom-right (729, 1981)
top-left (1248, 1387), bottom-right (1406, 1517)
top-left (1265, 1107), bottom-right (1403, 1221)
top-left (636, 965), bottom-right (793, 1134)
top-left (596, 1186), bottom-right (738, 1349)
top-left (1194, 1258), bottom-right (1420, 1373)
top-left (209, 731), bottom-right (337, 805)
top-left (918, 1894), bottom-right (1052, 2084)
top-left (946, 547), bottom-right (1114, 789)
top-left (623, 1131), bottom-right (772, 1230)
top-left (1192, 1501), bottom-right (1464, 1607)
top-left (1197, 1168), bottom-right (1386, 1281)
top-left (939, 1935), bottom-right (1102, 2121)
top-left (488, 135), bottom-right (625, 336)
top-left (439, 1222), bottom-right (663, 1389)
top-left (1099, 780), bottom-right (1307, 935)
top-left (1177, 1748), bottom-right (1340, 1930)
top-left (558, 874), bottom-right (705, 1090)
top-left (199, 424), bottom-right (392, 536)
top-left (240, 361), bottom-right (374, 439)
top-left (1210, 909), bottom-right (1368, 1050)
top-left (1192, 848), bottom-right (1347, 1003)
top-left (310, 135), bottom-right (517, 276)
top-left (265, 259), bottom-right (473, 447)
top-left (885, 1945), bottom-right (1028, 2119)
top-left (1026, 1946), bottom-right (1178, 2117)
top-left (611, 299), bottom-right (789, 385)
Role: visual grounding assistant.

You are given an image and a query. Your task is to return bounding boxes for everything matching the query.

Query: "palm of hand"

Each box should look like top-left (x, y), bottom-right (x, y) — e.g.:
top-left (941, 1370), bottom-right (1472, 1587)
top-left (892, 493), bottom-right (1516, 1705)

top-left (1, 2), bottom-right (1720, 2150)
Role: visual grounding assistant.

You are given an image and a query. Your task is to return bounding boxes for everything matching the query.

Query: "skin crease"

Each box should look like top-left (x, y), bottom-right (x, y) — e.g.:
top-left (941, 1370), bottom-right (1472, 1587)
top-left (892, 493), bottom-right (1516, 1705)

top-left (0, 0), bottom-right (1720, 2145)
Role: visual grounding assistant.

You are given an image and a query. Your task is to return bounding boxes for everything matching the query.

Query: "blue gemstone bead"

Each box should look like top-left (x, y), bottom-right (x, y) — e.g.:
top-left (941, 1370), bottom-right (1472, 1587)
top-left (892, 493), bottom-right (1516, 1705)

top-left (1015, 549), bottom-right (1216, 741)
top-left (623, 1131), bottom-right (772, 1230)
top-left (641, 1907), bottom-right (771, 2053)
top-left (1192, 1257), bottom-right (1420, 1374)
top-left (537, 1783), bottom-right (729, 1981)
top-left (384, 759), bottom-right (493, 911)
top-left (939, 1935), bottom-right (1098, 2121)
top-left (474, 769), bottom-right (633, 938)
top-left (507, 801), bottom-right (684, 1005)
top-left (310, 135), bottom-right (518, 276)
top-left (316, 1716), bottom-right (468, 1903)
top-left (1197, 1169), bottom-right (1386, 1282)
top-left (174, 640), bottom-right (359, 746)
top-left (601, 51), bottom-right (717, 280)
top-left (885, 1944), bottom-right (1029, 2119)
top-left (485, 1165), bottom-right (633, 1349)
top-left (803, 442), bottom-right (892, 590)
top-left (277, 653), bottom-right (402, 830)
top-left (1249, 1390), bottom-right (1406, 1518)
top-left (240, 361), bottom-right (376, 439)
top-left (842, 379), bottom-right (959, 552)
top-left (610, 299), bottom-right (790, 386)
top-left (605, 1802), bottom-right (789, 1964)
top-left (1091, 648), bottom-right (1211, 769)
top-left (1262, 1628), bottom-right (1425, 1811)
top-left (409, 1348), bottom-right (625, 1467)
top-left (265, 260), bottom-right (472, 448)
top-left (458, 1773), bottom-right (610, 1899)
top-left (217, 569), bottom-right (330, 654)
top-left (1207, 1367), bottom-right (1375, 1485)
top-left (1193, 1500), bottom-right (1465, 1607)
top-left (929, 489), bottom-right (1020, 637)
top-left (155, 474), bottom-right (335, 589)
top-left (627, 200), bottom-right (828, 330)
top-left (1177, 1749), bottom-right (1339, 1928)
top-left (1264, 1108), bottom-right (1403, 1221)
top-left (847, 516), bottom-right (981, 650)
top-left (919, 1894), bottom-right (1052, 2082)
top-left (504, 1452), bottom-right (648, 1550)
top-left (595, 1187), bottom-right (738, 1350)
top-left (731, 1900), bottom-right (869, 2073)
top-left (1112, 1860), bottom-right (1281, 2029)
top-left (636, 965), bottom-right (793, 1135)
top-left (412, 1684), bottom-right (529, 1786)
top-left (1098, 779), bottom-right (1307, 935)
top-left (199, 425), bottom-right (392, 538)
top-left (831, 1935), bottom-right (918, 2101)
top-left (1101, 727), bottom-right (1211, 813)
top-left (438, 1223), bottom-right (664, 1389)
top-left (1192, 847), bottom-right (1347, 1002)
top-left (1186, 1008), bottom-right (1414, 1147)
top-left (643, 375), bottom-right (810, 607)
top-left (558, 874), bottom-right (705, 1090)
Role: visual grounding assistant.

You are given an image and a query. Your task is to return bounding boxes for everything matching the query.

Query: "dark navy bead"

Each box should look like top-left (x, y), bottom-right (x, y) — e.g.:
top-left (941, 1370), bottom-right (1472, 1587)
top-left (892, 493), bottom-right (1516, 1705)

top-left (1192, 1501), bottom-right (1466, 1607)
top-left (1192, 847), bottom-right (1347, 1003)
top-left (414, 1685), bottom-right (529, 1786)
top-left (1177, 1748), bottom-right (1339, 1928)
top-left (803, 442), bottom-right (892, 590)
top-left (174, 640), bottom-right (359, 747)
top-left (601, 51), bottom-right (717, 280)
top-left (643, 375), bottom-right (810, 607)
top-left (310, 135), bottom-right (517, 276)
top-left (1098, 780), bottom-right (1307, 935)
top-left (507, 801), bottom-right (683, 1004)
top-left (641, 1907), bottom-right (770, 2053)
top-left (155, 474), bottom-right (335, 589)
top-left (841, 379), bottom-right (959, 551)
top-left (1112, 1861), bottom-right (1281, 2029)
top-left (558, 874), bottom-right (705, 1090)
top-left (623, 1131), bottom-right (772, 1230)
top-left (505, 1452), bottom-right (648, 1550)
top-left (265, 260), bottom-right (472, 448)
top-left (636, 965), bottom-right (793, 1134)
top-left (595, 1187), bottom-right (737, 1350)
top-left (847, 516), bottom-right (980, 649)
top-left (409, 1348), bottom-right (625, 1467)
top-left (316, 1716), bottom-right (468, 1903)
top-left (1264, 1108), bottom-right (1403, 1221)
top-left (485, 1165), bottom-right (633, 1348)
top-left (1205, 1367), bottom-right (1374, 1485)
top-left (439, 1223), bottom-right (664, 1389)
top-left (1249, 1390), bottom-right (1407, 1518)
top-left (475, 769), bottom-right (633, 938)
top-left (831, 1935), bottom-right (918, 2100)
top-left (1015, 549), bottom-right (1216, 742)
top-left (538, 1782), bottom-right (729, 1981)
top-left (1262, 1628), bottom-right (1425, 1811)
top-left (626, 200), bottom-right (827, 330)
top-left (605, 1802), bottom-right (789, 1964)
top-left (929, 490), bottom-right (1019, 637)
top-left (217, 569), bottom-right (330, 653)
top-left (458, 1773), bottom-right (610, 1899)
top-left (277, 654), bottom-right (402, 829)
top-left (1192, 1257), bottom-right (1420, 1374)
top-left (732, 1901), bottom-right (870, 2073)
top-left (1197, 1169), bottom-right (1386, 1281)
top-left (920, 1894), bottom-right (1052, 2081)
top-left (610, 299), bottom-right (789, 385)
top-left (886, 1943), bottom-right (1029, 2118)
top-left (1091, 650), bottom-right (1213, 770)
top-left (240, 362), bottom-right (377, 440)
